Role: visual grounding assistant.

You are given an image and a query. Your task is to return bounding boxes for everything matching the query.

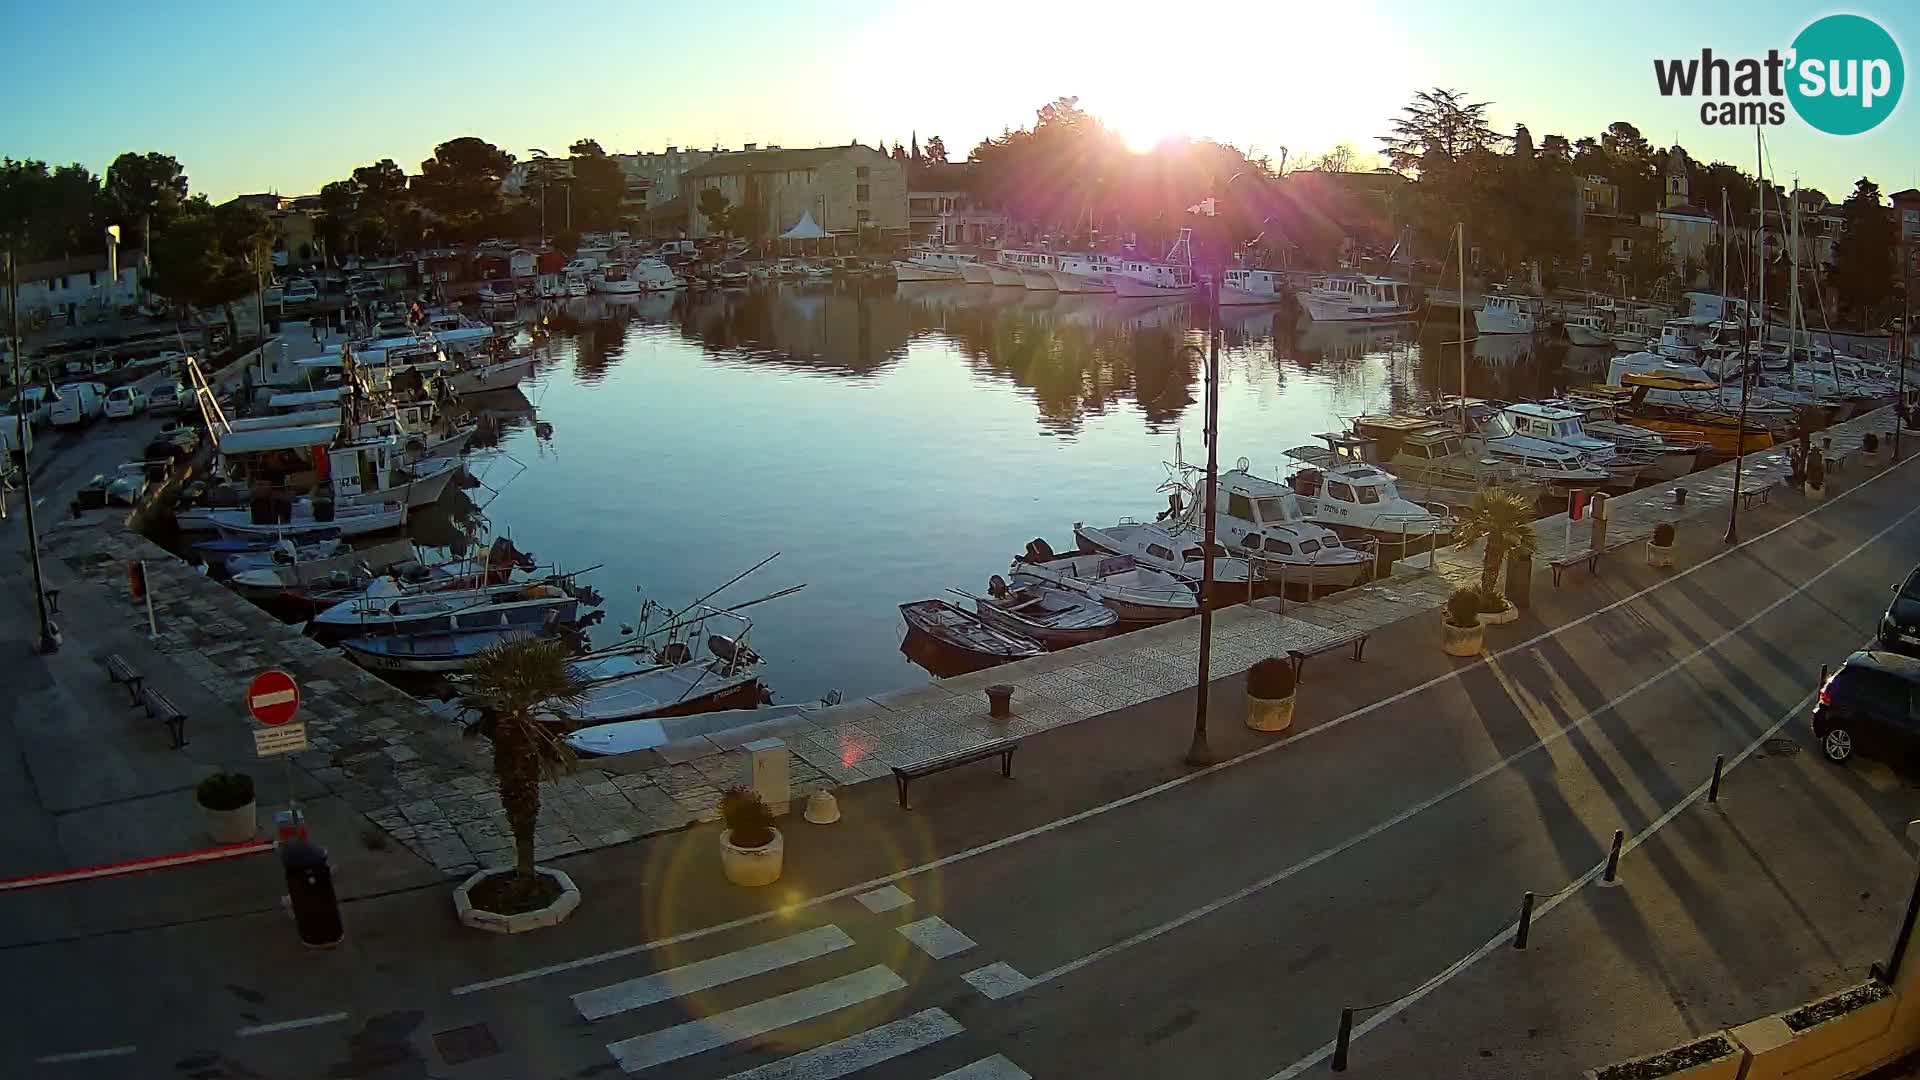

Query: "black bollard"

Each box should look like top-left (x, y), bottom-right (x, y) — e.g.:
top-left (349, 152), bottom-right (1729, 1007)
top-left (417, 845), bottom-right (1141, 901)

top-left (282, 840), bottom-right (344, 948)
top-left (1708, 755), bottom-right (1725, 803)
top-left (1513, 891), bottom-right (1535, 949)
top-left (1331, 1007), bottom-right (1354, 1071)
top-left (1602, 829), bottom-right (1624, 884)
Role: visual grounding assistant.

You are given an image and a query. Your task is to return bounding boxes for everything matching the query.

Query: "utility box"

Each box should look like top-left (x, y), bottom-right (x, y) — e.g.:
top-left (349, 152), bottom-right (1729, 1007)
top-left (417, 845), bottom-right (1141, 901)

top-left (746, 737), bottom-right (791, 816)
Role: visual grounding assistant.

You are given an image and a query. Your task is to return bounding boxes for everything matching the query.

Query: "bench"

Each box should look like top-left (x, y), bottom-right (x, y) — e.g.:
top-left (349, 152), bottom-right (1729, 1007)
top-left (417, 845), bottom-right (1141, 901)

top-left (1739, 484), bottom-right (1772, 512)
top-left (1548, 535), bottom-right (1641, 587)
top-left (138, 686), bottom-right (187, 749)
top-left (1286, 630), bottom-right (1370, 681)
top-left (893, 739), bottom-right (1017, 810)
top-left (104, 653), bottom-right (144, 704)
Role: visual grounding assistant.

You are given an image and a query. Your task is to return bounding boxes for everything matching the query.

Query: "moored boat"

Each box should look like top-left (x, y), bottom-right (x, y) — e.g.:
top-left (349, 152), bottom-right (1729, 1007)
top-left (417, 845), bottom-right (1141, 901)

top-left (1011, 539), bottom-right (1198, 623)
top-left (962, 576), bottom-right (1118, 648)
top-left (339, 623), bottom-right (561, 674)
top-left (899, 598), bottom-right (1044, 665)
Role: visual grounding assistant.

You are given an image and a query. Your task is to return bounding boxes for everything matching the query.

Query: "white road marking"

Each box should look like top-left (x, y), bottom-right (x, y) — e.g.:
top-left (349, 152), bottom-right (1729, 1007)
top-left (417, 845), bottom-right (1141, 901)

top-left (855, 885), bottom-right (913, 913)
top-left (574, 925), bottom-right (855, 1021)
top-left (1263, 690), bottom-right (1816, 1079)
top-left (936, 1055), bottom-right (1035, 1080)
top-left (35, 1046), bottom-right (138, 1064)
top-left (896, 916), bottom-right (977, 959)
top-left (961, 962), bottom-right (1033, 1000)
top-left (606, 964), bottom-right (906, 1073)
top-left (450, 448), bottom-right (1916, 997)
top-left (1003, 506), bottom-right (1918, 994)
top-left (236, 1011), bottom-right (348, 1037)
top-left (720, 1007), bottom-right (962, 1079)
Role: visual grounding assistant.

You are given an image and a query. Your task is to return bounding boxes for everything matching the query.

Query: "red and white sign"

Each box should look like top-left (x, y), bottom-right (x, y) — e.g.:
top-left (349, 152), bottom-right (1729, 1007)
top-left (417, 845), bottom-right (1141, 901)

top-left (247, 669), bottom-right (300, 726)
top-left (1568, 489), bottom-right (1589, 521)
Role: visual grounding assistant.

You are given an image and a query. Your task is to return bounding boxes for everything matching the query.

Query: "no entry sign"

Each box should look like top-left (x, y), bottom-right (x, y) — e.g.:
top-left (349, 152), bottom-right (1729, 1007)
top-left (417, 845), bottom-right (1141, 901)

top-left (247, 669), bottom-right (300, 726)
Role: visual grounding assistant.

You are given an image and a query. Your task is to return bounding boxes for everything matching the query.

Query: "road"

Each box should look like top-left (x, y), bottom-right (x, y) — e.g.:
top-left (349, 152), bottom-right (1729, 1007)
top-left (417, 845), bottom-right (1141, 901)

top-left (5, 456), bottom-right (1920, 1079)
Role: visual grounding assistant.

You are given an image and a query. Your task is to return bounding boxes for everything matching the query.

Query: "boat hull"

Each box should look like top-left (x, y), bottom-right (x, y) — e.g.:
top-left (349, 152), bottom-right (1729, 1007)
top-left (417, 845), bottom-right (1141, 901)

top-left (1296, 293), bottom-right (1415, 321)
top-left (197, 503), bottom-right (407, 539)
top-left (892, 261), bottom-right (962, 282)
top-left (570, 671), bottom-right (764, 726)
top-left (1219, 284), bottom-right (1284, 306)
top-left (1566, 325), bottom-right (1612, 347)
top-left (1020, 269), bottom-right (1058, 291)
top-left (1048, 270), bottom-right (1115, 294)
top-left (1474, 308), bottom-right (1534, 335)
top-left (447, 355), bottom-right (535, 394)
top-left (957, 262), bottom-right (996, 284)
top-left (986, 264), bottom-right (1026, 287)
top-left (1113, 276), bottom-right (1195, 298)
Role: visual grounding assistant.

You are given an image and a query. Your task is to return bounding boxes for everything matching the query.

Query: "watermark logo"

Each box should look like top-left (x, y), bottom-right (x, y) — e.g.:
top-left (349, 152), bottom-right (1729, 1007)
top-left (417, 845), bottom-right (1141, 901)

top-left (1652, 13), bottom-right (1903, 134)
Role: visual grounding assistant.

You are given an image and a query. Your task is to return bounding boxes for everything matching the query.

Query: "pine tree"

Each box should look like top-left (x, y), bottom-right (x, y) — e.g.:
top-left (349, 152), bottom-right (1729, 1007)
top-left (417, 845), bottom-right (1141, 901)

top-left (1831, 177), bottom-right (1896, 327)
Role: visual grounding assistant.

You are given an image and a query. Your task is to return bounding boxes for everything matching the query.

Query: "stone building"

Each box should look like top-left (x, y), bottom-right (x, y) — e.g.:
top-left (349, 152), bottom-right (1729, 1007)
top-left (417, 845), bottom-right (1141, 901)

top-left (678, 143), bottom-right (907, 243)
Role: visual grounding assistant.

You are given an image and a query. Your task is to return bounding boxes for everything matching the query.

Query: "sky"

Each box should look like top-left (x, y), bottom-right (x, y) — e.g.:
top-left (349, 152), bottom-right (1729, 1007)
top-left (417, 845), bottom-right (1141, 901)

top-left (3, 0), bottom-right (1915, 204)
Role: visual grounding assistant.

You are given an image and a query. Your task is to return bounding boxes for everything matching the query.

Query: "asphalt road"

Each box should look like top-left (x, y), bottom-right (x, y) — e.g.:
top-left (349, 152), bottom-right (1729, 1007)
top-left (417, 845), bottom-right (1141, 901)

top-left (5, 458), bottom-right (1920, 1079)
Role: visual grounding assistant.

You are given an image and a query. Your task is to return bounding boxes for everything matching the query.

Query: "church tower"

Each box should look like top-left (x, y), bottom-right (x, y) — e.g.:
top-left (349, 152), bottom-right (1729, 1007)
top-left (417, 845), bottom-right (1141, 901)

top-left (1664, 146), bottom-right (1692, 209)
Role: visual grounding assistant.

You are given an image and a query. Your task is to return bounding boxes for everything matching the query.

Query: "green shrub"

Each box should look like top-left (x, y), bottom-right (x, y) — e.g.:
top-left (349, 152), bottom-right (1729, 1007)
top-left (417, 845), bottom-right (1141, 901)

top-left (1446, 587), bottom-right (1482, 628)
top-left (196, 771), bottom-right (254, 811)
top-left (720, 785), bottom-right (775, 848)
top-left (1246, 656), bottom-right (1295, 699)
top-left (1653, 521), bottom-right (1676, 546)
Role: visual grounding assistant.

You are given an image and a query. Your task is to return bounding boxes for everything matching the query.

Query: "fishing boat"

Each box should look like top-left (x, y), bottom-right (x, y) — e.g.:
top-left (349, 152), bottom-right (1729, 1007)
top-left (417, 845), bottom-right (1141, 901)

top-left (961, 577), bottom-right (1118, 648)
top-left (1011, 540), bottom-right (1198, 623)
top-left (899, 598), bottom-right (1045, 664)
top-left (1071, 519), bottom-right (1257, 591)
top-left (1281, 446), bottom-right (1457, 542)
top-left (1548, 396), bottom-right (1708, 480)
top-left (339, 623), bottom-right (563, 675)
top-left (985, 259), bottom-right (1029, 287)
top-left (196, 499), bottom-right (408, 539)
top-left (1474, 292), bottom-right (1542, 335)
top-left (1168, 464), bottom-right (1374, 587)
top-left (1294, 274), bottom-right (1415, 321)
top-left (957, 261), bottom-right (997, 285)
top-left (445, 351), bottom-right (536, 395)
top-left (1429, 400), bottom-right (1615, 496)
top-left (310, 576), bottom-right (582, 641)
top-left (1564, 313), bottom-right (1612, 347)
top-left (892, 244), bottom-right (978, 282)
top-left (219, 536), bottom-right (347, 577)
top-left (1111, 230), bottom-right (1198, 297)
top-left (1047, 254), bottom-right (1124, 294)
top-left (591, 265), bottom-right (643, 295)
top-left (1568, 382), bottom-right (1778, 457)
top-left (1220, 267), bottom-right (1288, 306)
top-left (1344, 416), bottom-right (1545, 509)
top-left (1495, 400), bottom-right (1654, 489)
top-left (476, 280), bottom-right (517, 305)
top-left (191, 529), bottom-right (343, 558)
top-left (564, 701), bottom-right (830, 757)
top-left (556, 607), bottom-right (766, 724)
top-left (997, 249), bottom-right (1062, 290)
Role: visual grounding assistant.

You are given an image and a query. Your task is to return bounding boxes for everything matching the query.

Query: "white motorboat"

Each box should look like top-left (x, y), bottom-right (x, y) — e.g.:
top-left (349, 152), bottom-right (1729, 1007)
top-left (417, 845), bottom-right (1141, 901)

top-left (892, 244), bottom-right (977, 282)
top-left (1279, 449), bottom-right (1456, 541)
top-left (312, 576), bottom-right (580, 639)
top-left (1549, 397), bottom-right (1707, 480)
top-left (1344, 416), bottom-right (1545, 509)
top-left (1431, 399), bottom-right (1615, 495)
top-left (961, 576), bottom-right (1118, 648)
top-left (565, 270), bottom-right (590, 298)
top-left (220, 536), bottom-right (346, 577)
top-left (1497, 401), bottom-right (1652, 488)
top-left (445, 352), bottom-right (536, 394)
top-left (957, 261), bottom-right (996, 284)
top-left (985, 260), bottom-right (1028, 287)
top-left (592, 265), bottom-right (643, 295)
top-left (1474, 292), bottom-right (1542, 335)
top-left (476, 280), bottom-right (517, 304)
top-left (1111, 230), bottom-right (1197, 297)
top-left (1072, 519), bottom-right (1257, 591)
top-left (554, 607), bottom-right (765, 725)
top-left (1564, 313), bottom-right (1612, 347)
top-left (1294, 274), bottom-right (1414, 321)
top-left (998, 249), bottom-right (1061, 290)
top-left (1011, 539), bottom-right (1198, 623)
top-left (1220, 267), bottom-right (1288, 306)
top-left (1047, 254), bottom-right (1124, 294)
top-left (196, 499), bottom-right (408, 539)
top-left (1173, 465), bottom-right (1373, 588)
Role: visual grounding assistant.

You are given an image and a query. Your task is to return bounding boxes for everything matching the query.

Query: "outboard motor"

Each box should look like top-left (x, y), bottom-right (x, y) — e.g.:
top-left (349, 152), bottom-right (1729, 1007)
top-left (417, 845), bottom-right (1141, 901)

top-left (1023, 538), bottom-right (1056, 563)
top-left (987, 574), bottom-right (1010, 599)
top-left (707, 634), bottom-right (760, 667)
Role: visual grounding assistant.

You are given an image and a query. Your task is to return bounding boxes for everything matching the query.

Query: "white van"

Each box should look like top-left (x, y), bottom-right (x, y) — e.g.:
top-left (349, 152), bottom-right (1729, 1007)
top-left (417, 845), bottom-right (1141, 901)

top-left (104, 385), bottom-right (147, 419)
top-left (48, 382), bottom-right (106, 428)
top-left (10, 386), bottom-right (49, 427)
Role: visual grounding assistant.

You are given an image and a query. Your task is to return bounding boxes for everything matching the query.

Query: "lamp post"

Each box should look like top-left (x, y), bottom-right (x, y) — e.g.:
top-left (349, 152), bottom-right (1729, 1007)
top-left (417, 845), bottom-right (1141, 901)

top-left (6, 246), bottom-right (59, 653)
top-left (1899, 248), bottom-right (1911, 460)
top-left (529, 149), bottom-right (551, 244)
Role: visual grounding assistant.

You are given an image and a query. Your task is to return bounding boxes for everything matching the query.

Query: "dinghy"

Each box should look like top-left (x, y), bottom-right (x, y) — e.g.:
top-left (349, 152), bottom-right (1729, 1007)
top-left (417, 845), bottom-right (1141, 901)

top-left (961, 576), bottom-right (1117, 648)
top-left (310, 577), bottom-right (581, 640)
top-left (220, 536), bottom-right (347, 577)
top-left (543, 608), bottom-right (766, 725)
top-left (898, 598), bottom-right (1044, 665)
top-left (339, 622), bottom-right (563, 675)
top-left (1011, 539), bottom-right (1198, 623)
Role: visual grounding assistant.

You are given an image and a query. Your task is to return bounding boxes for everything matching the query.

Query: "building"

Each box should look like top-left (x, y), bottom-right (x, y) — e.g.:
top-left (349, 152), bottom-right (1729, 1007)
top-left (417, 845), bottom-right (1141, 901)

top-left (907, 163), bottom-right (1006, 245)
top-left (0, 255), bottom-right (142, 325)
top-left (679, 143), bottom-right (907, 243)
top-left (615, 147), bottom-right (719, 214)
top-left (1891, 189), bottom-right (1920, 279)
top-left (1640, 146), bottom-right (1719, 281)
top-left (227, 193), bottom-right (291, 213)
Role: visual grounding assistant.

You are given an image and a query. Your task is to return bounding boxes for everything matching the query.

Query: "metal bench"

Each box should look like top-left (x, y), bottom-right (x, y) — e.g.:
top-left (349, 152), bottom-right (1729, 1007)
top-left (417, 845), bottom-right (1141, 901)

top-left (1286, 630), bottom-right (1370, 682)
top-left (1548, 536), bottom-right (1640, 587)
top-left (104, 653), bottom-right (143, 705)
top-left (138, 685), bottom-right (187, 749)
top-left (893, 739), bottom-right (1017, 810)
top-left (1739, 484), bottom-right (1773, 512)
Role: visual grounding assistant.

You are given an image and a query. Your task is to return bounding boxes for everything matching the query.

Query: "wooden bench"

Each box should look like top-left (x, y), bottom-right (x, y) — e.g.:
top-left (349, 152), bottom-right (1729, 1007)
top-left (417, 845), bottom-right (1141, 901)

top-left (104, 653), bottom-right (144, 705)
top-left (1286, 630), bottom-right (1370, 682)
top-left (1739, 484), bottom-right (1772, 512)
top-left (138, 686), bottom-right (187, 749)
top-left (1548, 536), bottom-right (1641, 587)
top-left (893, 739), bottom-right (1017, 810)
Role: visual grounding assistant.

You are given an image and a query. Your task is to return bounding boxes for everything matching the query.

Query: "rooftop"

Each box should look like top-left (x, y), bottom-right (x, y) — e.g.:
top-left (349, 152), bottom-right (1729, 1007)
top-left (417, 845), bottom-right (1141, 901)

top-left (682, 144), bottom-right (883, 181)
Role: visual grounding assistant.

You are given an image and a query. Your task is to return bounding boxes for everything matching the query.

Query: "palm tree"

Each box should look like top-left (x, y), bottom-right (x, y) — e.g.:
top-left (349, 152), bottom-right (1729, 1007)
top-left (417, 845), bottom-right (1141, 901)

top-left (459, 638), bottom-right (588, 888)
top-left (1455, 486), bottom-right (1539, 600)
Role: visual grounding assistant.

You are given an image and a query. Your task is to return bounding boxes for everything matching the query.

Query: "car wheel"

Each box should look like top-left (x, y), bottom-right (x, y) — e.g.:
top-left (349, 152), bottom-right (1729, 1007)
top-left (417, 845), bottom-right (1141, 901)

top-left (1822, 726), bottom-right (1855, 763)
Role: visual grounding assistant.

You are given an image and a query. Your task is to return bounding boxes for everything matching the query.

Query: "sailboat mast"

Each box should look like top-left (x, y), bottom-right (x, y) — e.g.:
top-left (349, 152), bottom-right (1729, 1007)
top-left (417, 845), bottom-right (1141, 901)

top-left (1457, 222), bottom-right (1467, 433)
top-left (1755, 126), bottom-right (1768, 370)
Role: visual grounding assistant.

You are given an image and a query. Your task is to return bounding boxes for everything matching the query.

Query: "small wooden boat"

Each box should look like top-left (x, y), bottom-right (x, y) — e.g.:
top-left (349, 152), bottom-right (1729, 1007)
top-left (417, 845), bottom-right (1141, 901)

top-left (898, 599), bottom-right (1044, 665)
top-left (961, 577), bottom-right (1117, 648)
top-left (338, 622), bottom-right (565, 674)
top-left (192, 529), bottom-right (342, 556)
top-left (310, 578), bottom-right (580, 640)
top-left (1012, 539), bottom-right (1198, 623)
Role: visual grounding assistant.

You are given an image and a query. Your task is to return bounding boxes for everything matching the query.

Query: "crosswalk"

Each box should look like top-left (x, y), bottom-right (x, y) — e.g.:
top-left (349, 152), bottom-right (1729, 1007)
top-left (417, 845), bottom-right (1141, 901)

top-left (563, 888), bottom-right (1032, 1078)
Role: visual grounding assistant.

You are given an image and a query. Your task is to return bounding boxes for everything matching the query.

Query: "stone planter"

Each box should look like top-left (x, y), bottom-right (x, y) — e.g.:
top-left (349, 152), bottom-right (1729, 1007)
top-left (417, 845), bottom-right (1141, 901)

top-left (1479, 600), bottom-right (1518, 625)
top-left (1584, 1032), bottom-right (1745, 1080)
top-left (721, 827), bottom-right (784, 887)
top-left (204, 800), bottom-right (257, 844)
top-left (1245, 691), bottom-right (1296, 732)
top-left (1646, 541), bottom-right (1675, 569)
top-left (453, 866), bottom-right (582, 934)
top-left (1442, 617), bottom-right (1484, 657)
top-left (1731, 981), bottom-right (1899, 1080)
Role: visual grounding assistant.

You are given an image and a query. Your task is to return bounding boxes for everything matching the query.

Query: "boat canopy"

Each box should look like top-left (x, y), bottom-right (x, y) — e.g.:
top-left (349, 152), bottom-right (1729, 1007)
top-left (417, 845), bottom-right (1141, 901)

top-left (216, 421), bottom-right (340, 456)
top-left (268, 388), bottom-right (343, 410)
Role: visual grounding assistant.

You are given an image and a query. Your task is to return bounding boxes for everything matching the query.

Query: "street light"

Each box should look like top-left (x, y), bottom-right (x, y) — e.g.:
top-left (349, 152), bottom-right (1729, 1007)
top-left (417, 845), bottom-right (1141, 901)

top-left (5, 246), bottom-right (59, 653)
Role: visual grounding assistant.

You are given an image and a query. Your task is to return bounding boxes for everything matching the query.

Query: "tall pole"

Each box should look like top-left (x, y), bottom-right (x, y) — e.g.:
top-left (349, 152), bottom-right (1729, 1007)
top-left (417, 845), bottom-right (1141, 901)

top-left (1899, 251), bottom-right (1910, 459)
top-left (1457, 224), bottom-right (1467, 431)
top-left (1187, 262), bottom-right (1221, 767)
top-left (1726, 141), bottom-right (1759, 543)
top-left (7, 247), bottom-right (58, 653)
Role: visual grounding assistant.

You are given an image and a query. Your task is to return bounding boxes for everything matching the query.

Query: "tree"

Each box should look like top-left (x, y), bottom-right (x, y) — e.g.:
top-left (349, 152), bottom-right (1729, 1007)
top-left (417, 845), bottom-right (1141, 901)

top-left (1830, 177), bottom-right (1896, 326)
top-left (315, 179), bottom-right (359, 257)
top-left (1378, 88), bottom-right (1501, 174)
top-left (923, 135), bottom-right (948, 164)
top-left (0, 159), bottom-right (103, 260)
top-left (350, 159), bottom-right (410, 251)
top-left (1538, 134), bottom-right (1572, 162)
top-left (103, 152), bottom-right (189, 249)
top-left (144, 199), bottom-right (272, 340)
top-left (567, 139), bottom-right (626, 232)
top-left (459, 638), bottom-right (587, 895)
top-left (1624, 231), bottom-right (1675, 293)
top-left (1455, 487), bottom-right (1538, 600)
top-left (1308, 144), bottom-right (1357, 173)
top-left (698, 187), bottom-right (733, 237)
top-left (415, 137), bottom-right (514, 239)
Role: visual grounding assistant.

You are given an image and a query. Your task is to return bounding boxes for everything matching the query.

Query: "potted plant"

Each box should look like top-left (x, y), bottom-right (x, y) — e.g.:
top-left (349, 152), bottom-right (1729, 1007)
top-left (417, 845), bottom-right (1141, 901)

top-left (449, 637), bottom-right (588, 933)
top-left (1455, 487), bottom-right (1536, 626)
top-left (1863, 431), bottom-right (1882, 468)
top-left (1647, 521), bottom-right (1677, 568)
top-left (1442, 586), bottom-right (1485, 656)
top-left (720, 785), bottom-right (784, 887)
top-left (1804, 451), bottom-right (1827, 501)
top-left (1244, 656), bottom-right (1296, 732)
top-left (197, 771), bottom-right (256, 843)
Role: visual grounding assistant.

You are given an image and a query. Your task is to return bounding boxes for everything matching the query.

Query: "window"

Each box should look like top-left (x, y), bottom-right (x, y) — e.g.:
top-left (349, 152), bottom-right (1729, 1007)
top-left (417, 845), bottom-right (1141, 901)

top-left (856, 166), bottom-right (870, 179)
top-left (1266, 538), bottom-right (1294, 555)
top-left (1836, 668), bottom-right (1914, 720)
top-left (857, 184), bottom-right (870, 202)
top-left (1253, 496), bottom-right (1289, 522)
top-left (1239, 535), bottom-right (1261, 550)
top-left (1227, 493), bottom-right (1257, 521)
top-left (1147, 544), bottom-right (1173, 561)
top-left (1298, 538), bottom-right (1321, 555)
top-left (1355, 484), bottom-right (1381, 504)
top-left (1328, 482), bottom-right (1356, 502)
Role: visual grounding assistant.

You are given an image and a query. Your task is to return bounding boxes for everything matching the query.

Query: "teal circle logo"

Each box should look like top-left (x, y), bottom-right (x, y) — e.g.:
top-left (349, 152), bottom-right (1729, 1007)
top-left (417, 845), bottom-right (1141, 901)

top-left (1788, 14), bottom-right (1904, 135)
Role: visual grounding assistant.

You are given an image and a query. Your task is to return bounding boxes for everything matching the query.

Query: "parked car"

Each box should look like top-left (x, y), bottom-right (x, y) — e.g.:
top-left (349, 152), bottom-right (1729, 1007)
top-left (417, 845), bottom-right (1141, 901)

top-left (104, 385), bottom-right (147, 419)
top-left (283, 279), bottom-right (319, 306)
top-left (48, 382), bottom-right (107, 427)
top-left (148, 383), bottom-right (185, 414)
top-left (1879, 567), bottom-right (1920, 658)
top-left (1811, 650), bottom-right (1920, 764)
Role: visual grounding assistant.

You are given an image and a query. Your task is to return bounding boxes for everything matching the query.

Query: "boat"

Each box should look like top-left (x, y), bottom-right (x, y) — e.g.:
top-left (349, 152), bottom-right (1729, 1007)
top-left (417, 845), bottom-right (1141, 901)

top-left (1571, 382), bottom-right (1778, 457)
top-left (1072, 519), bottom-right (1258, 592)
top-left (1345, 415), bottom-right (1544, 509)
top-left (592, 265), bottom-right (643, 295)
top-left (555, 607), bottom-right (766, 725)
top-left (1047, 254), bottom-right (1124, 294)
top-left (564, 270), bottom-right (590, 298)
top-left (1281, 444), bottom-right (1457, 542)
top-left (1010, 539), bottom-right (1198, 623)
top-left (996, 249), bottom-right (1061, 290)
top-left (191, 529), bottom-right (343, 558)
top-left (311, 576), bottom-right (581, 640)
top-left (476, 280), bottom-right (517, 305)
top-left (957, 261), bottom-right (996, 285)
top-left (219, 536), bottom-right (347, 577)
top-left (339, 623), bottom-right (563, 675)
top-left (1168, 463), bottom-right (1374, 587)
top-left (960, 576), bottom-right (1118, 648)
top-left (891, 244), bottom-right (977, 282)
top-left (1220, 267), bottom-right (1288, 306)
top-left (899, 598), bottom-right (1044, 665)
top-left (1550, 396), bottom-right (1708, 480)
top-left (232, 538), bottom-right (525, 612)
top-left (193, 499), bottom-right (408, 539)
top-left (985, 260), bottom-right (1029, 287)
top-left (1564, 313), bottom-right (1612, 347)
top-left (1294, 274), bottom-right (1415, 321)
top-left (1474, 292), bottom-right (1542, 335)
top-left (1428, 399), bottom-right (1615, 496)
top-left (1111, 230), bottom-right (1198, 297)
top-left (564, 701), bottom-right (828, 757)
top-left (445, 352), bottom-right (536, 395)
top-left (1496, 400), bottom-right (1653, 489)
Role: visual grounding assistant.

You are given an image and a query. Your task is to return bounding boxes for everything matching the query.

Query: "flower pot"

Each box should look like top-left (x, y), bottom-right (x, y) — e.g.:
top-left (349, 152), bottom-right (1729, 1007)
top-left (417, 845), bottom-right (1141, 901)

top-left (1246, 691), bottom-right (1296, 732)
top-left (721, 826), bottom-right (784, 887)
top-left (1442, 617), bottom-right (1484, 657)
top-left (1479, 600), bottom-right (1518, 625)
top-left (204, 800), bottom-right (257, 844)
top-left (1646, 541), bottom-right (1675, 569)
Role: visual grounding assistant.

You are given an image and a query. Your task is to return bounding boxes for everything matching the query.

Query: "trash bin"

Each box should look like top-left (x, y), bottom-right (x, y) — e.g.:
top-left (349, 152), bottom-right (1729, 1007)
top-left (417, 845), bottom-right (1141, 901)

top-left (1504, 551), bottom-right (1533, 611)
top-left (282, 840), bottom-right (344, 948)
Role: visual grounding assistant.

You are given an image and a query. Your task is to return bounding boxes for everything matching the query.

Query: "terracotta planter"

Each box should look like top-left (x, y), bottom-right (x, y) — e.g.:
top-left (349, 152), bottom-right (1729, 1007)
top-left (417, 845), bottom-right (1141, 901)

top-left (204, 800), bottom-right (257, 844)
top-left (721, 827), bottom-right (784, 887)
top-left (1479, 600), bottom-right (1518, 625)
top-left (1246, 691), bottom-right (1296, 732)
top-left (1442, 617), bottom-right (1484, 656)
top-left (1646, 541), bottom-right (1675, 569)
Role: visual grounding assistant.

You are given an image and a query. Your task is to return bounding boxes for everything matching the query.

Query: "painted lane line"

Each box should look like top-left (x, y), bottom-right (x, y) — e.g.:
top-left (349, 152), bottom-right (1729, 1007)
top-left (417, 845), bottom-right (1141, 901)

top-left (235, 1011), bottom-right (348, 1037)
top-left (936, 1055), bottom-right (1036, 1080)
top-left (1264, 689), bottom-right (1816, 1080)
top-left (896, 916), bottom-right (978, 959)
top-left (961, 961), bottom-right (1034, 1000)
top-left (450, 446), bottom-right (1917, 997)
top-left (0, 841), bottom-right (274, 891)
top-left (606, 964), bottom-right (907, 1074)
top-left (855, 885), bottom-right (913, 913)
top-left (720, 1007), bottom-right (962, 1079)
top-left (574, 924), bottom-right (855, 1022)
top-left (1005, 504), bottom-right (1920, 994)
top-left (34, 1046), bottom-right (138, 1064)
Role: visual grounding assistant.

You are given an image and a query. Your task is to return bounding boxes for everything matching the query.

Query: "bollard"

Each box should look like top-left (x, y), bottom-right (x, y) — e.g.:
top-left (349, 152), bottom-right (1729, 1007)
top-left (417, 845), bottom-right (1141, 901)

top-left (1513, 891), bottom-right (1535, 949)
top-left (282, 841), bottom-right (344, 948)
top-left (986, 684), bottom-right (1014, 719)
top-left (1601, 829), bottom-right (1625, 885)
top-left (1708, 755), bottom-right (1725, 803)
top-left (1331, 1007), bottom-right (1354, 1071)
top-left (1821, 664), bottom-right (1829, 687)
top-left (1672, 487), bottom-right (1687, 508)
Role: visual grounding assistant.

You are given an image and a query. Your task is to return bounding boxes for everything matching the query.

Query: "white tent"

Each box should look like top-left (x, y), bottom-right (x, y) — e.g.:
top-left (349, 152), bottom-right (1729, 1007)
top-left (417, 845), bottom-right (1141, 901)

top-left (779, 211), bottom-right (829, 241)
